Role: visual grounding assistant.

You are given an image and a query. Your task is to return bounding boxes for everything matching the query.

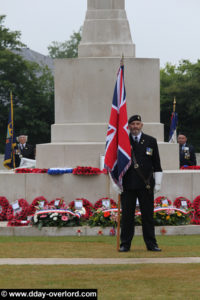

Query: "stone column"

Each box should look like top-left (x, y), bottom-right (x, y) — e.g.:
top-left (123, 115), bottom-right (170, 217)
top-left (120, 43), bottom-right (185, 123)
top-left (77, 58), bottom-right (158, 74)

top-left (78, 0), bottom-right (135, 57)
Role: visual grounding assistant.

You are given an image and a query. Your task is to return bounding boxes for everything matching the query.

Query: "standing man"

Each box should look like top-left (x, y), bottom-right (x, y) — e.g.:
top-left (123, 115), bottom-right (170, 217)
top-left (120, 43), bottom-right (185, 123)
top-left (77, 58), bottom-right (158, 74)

top-left (177, 133), bottom-right (197, 167)
top-left (119, 115), bottom-right (163, 252)
top-left (15, 134), bottom-right (35, 167)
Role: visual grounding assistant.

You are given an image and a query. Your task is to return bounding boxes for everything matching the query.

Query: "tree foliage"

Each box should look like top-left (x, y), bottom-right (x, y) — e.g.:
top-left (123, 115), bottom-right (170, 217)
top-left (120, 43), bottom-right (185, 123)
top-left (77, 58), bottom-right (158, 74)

top-left (0, 15), bottom-right (54, 153)
top-left (48, 27), bottom-right (82, 58)
top-left (160, 60), bottom-right (200, 151)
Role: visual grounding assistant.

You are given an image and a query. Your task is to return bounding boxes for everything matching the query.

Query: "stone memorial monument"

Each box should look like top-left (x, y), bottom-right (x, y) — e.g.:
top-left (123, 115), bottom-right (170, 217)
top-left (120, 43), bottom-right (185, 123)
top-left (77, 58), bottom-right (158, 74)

top-left (1, 0), bottom-right (199, 204)
top-left (36, 0), bottom-right (179, 170)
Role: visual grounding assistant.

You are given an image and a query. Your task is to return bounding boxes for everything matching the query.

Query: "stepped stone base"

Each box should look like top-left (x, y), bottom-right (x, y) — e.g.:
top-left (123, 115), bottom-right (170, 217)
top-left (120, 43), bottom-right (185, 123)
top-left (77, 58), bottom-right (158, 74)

top-left (36, 141), bottom-right (179, 170)
top-left (51, 123), bottom-right (164, 143)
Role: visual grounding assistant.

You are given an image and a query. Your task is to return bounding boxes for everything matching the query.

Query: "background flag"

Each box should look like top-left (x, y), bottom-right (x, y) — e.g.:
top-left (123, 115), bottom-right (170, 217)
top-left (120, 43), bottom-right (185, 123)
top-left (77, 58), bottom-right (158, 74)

top-left (104, 61), bottom-right (131, 191)
top-left (3, 92), bottom-right (16, 169)
top-left (169, 97), bottom-right (178, 143)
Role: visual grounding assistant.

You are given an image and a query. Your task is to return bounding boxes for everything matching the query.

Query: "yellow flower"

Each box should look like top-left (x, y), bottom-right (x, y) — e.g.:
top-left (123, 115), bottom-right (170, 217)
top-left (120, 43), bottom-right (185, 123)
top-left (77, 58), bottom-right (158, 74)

top-left (166, 215), bottom-right (170, 220)
top-left (162, 203), bottom-right (168, 207)
top-left (177, 212), bottom-right (182, 217)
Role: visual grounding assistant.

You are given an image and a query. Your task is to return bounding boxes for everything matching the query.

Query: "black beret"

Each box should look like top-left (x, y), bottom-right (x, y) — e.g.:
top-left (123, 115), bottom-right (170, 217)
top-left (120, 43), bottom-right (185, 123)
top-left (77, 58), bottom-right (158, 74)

top-left (128, 115), bottom-right (142, 124)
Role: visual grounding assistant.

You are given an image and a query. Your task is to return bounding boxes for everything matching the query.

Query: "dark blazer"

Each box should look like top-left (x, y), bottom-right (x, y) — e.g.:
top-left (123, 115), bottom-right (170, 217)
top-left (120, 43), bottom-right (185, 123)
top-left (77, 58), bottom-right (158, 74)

top-left (15, 143), bottom-right (35, 167)
top-left (123, 133), bottom-right (162, 190)
top-left (179, 143), bottom-right (196, 167)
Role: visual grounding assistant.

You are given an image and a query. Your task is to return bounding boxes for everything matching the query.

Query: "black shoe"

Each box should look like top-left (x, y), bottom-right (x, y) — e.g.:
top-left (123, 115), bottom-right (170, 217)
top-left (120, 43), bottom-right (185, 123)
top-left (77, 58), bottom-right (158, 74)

top-left (119, 246), bottom-right (130, 252)
top-left (147, 246), bottom-right (162, 252)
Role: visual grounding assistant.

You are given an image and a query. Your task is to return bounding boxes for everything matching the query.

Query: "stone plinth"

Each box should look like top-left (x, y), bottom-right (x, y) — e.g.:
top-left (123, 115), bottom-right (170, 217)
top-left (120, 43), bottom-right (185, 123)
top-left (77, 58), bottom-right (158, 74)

top-left (0, 170), bottom-right (199, 204)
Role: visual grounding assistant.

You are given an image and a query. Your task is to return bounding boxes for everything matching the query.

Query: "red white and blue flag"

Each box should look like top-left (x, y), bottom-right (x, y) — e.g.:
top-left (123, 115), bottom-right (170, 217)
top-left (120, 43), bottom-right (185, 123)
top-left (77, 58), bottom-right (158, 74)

top-left (169, 111), bottom-right (178, 143)
top-left (104, 63), bottom-right (131, 191)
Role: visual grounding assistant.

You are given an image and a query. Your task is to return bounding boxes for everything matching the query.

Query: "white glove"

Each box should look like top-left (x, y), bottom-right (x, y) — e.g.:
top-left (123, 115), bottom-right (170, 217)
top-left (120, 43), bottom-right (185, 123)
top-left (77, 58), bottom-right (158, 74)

top-left (154, 172), bottom-right (163, 193)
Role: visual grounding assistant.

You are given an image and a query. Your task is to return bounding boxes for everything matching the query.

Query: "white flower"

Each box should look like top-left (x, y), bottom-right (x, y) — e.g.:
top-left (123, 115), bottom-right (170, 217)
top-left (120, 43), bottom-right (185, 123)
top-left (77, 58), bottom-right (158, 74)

top-left (53, 217), bottom-right (58, 221)
top-left (50, 213), bottom-right (58, 218)
top-left (33, 215), bottom-right (38, 223)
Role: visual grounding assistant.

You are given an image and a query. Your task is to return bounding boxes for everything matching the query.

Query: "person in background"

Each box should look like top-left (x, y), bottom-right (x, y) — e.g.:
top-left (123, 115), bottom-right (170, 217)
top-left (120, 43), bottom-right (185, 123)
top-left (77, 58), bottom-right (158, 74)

top-left (119, 115), bottom-right (163, 252)
top-left (15, 134), bottom-right (35, 167)
top-left (177, 134), bottom-right (197, 167)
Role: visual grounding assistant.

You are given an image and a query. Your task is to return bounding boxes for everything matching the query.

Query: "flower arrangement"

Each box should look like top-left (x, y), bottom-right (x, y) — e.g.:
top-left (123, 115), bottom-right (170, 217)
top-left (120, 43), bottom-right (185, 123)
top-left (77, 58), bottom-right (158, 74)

top-left (68, 198), bottom-right (94, 219)
top-left (72, 166), bottom-right (102, 175)
top-left (154, 196), bottom-right (172, 207)
top-left (173, 197), bottom-right (192, 209)
top-left (32, 209), bottom-right (81, 229)
top-left (48, 198), bottom-right (67, 209)
top-left (15, 168), bottom-right (48, 173)
top-left (28, 196), bottom-right (48, 216)
top-left (7, 220), bottom-right (31, 227)
top-left (94, 197), bottom-right (117, 210)
top-left (88, 208), bottom-right (119, 228)
top-left (6, 198), bottom-right (29, 221)
top-left (47, 168), bottom-right (73, 175)
top-left (153, 207), bottom-right (192, 226)
top-left (0, 196), bottom-right (10, 221)
top-left (191, 195), bottom-right (200, 224)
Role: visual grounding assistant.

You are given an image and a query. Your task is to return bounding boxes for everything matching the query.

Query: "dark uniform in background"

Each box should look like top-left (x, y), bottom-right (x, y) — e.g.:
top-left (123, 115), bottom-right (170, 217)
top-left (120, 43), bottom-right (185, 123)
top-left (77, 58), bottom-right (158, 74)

top-left (15, 135), bottom-right (35, 167)
top-left (177, 134), bottom-right (197, 167)
top-left (120, 115), bottom-right (162, 252)
top-left (179, 144), bottom-right (196, 167)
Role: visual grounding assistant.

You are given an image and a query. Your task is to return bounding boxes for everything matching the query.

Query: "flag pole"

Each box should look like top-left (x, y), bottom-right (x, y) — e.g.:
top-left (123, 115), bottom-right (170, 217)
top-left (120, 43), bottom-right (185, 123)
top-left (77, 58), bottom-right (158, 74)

top-left (117, 193), bottom-right (121, 251)
top-left (116, 54), bottom-right (124, 252)
top-left (173, 96), bottom-right (176, 112)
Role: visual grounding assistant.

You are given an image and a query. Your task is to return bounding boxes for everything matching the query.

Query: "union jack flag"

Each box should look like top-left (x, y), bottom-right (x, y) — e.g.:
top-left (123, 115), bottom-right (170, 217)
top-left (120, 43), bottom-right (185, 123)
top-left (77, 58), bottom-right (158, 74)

top-left (104, 63), bottom-right (131, 191)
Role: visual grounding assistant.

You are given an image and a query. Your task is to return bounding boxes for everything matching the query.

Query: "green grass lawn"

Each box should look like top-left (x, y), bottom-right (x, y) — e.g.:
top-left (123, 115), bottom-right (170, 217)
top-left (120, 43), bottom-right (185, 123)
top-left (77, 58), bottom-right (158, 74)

top-left (0, 235), bottom-right (200, 299)
top-left (0, 235), bottom-right (200, 258)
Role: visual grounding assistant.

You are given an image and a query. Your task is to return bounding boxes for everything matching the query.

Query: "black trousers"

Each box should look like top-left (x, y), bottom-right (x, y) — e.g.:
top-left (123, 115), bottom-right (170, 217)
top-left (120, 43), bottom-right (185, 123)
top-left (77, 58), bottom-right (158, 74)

top-left (120, 189), bottom-right (157, 250)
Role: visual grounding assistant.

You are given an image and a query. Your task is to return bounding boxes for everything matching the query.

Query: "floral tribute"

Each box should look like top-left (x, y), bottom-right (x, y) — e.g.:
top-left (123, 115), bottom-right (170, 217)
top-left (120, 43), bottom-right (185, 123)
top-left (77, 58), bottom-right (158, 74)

top-left (7, 220), bottom-right (31, 227)
top-left (0, 196), bottom-right (10, 221)
top-left (180, 166), bottom-right (200, 170)
top-left (28, 196), bottom-right (48, 216)
top-left (89, 198), bottom-right (118, 228)
top-left (32, 209), bottom-right (81, 229)
top-left (15, 168), bottom-right (48, 173)
top-left (68, 198), bottom-right (94, 220)
top-left (88, 207), bottom-right (119, 228)
top-left (72, 166), bottom-right (102, 175)
top-left (173, 197), bottom-right (192, 209)
top-left (191, 195), bottom-right (200, 225)
top-left (47, 168), bottom-right (73, 175)
top-left (94, 197), bottom-right (117, 210)
top-left (48, 198), bottom-right (67, 209)
top-left (154, 196), bottom-right (172, 207)
top-left (6, 198), bottom-right (29, 221)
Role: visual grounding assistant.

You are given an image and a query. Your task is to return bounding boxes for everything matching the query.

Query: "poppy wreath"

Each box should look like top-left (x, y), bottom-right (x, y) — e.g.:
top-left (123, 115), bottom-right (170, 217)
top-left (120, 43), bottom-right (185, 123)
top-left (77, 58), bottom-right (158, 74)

top-left (15, 168), bottom-right (48, 173)
top-left (72, 166), bottom-right (102, 175)
top-left (191, 195), bottom-right (200, 225)
top-left (7, 220), bottom-right (31, 227)
top-left (191, 209), bottom-right (200, 225)
top-left (173, 197), bottom-right (192, 209)
top-left (6, 198), bottom-right (29, 221)
top-left (68, 198), bottom-right (94, 219)
top-left (48, 198), bottom-right (67, 209)
top-left (94, 197), bottom-right (117, 210)
top-left (154, 196), bottom-right (172, 207)
top-left (28, 196), bottom-right (48, 216)
top-left (0, 196), bottom-right (10, 221)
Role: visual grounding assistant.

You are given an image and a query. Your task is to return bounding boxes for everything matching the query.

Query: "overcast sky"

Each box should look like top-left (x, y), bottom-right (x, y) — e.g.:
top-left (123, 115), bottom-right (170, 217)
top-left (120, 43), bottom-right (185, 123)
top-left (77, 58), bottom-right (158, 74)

top-left (1, 0), bottom-right (200, 67)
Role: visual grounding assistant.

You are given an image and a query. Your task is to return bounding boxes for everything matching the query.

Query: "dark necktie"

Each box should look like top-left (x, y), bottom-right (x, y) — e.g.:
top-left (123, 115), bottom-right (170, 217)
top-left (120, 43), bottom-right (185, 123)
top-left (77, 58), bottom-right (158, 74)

top-left (135, 136), bottom-right (138, 143)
